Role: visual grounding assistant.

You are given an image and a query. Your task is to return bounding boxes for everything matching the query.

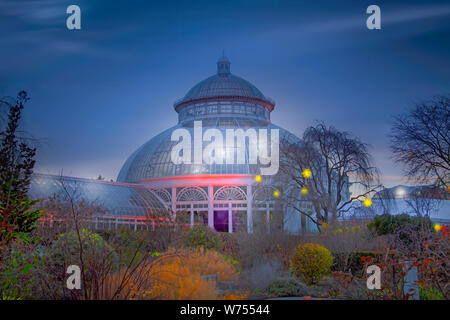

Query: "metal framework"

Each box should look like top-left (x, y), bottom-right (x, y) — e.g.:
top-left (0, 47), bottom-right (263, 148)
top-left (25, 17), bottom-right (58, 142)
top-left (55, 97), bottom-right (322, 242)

top-left (31, 57), bottom-right (324, 234)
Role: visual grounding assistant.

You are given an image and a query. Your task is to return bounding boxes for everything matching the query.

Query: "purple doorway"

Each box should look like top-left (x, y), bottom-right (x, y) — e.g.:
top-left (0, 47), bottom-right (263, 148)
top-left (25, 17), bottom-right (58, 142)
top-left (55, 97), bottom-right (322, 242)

top-left (214, 210), bottom-right (228, 232)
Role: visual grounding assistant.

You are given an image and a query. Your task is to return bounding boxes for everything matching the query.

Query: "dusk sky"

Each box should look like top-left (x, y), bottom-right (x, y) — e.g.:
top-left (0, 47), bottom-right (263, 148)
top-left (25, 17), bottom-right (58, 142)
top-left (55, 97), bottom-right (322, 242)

top-left (1, 0), bottom-right (449, 188)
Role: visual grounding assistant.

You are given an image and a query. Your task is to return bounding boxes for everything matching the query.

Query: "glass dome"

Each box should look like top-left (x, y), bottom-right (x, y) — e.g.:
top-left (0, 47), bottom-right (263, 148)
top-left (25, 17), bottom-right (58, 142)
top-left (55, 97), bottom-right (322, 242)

top-left (180, 73), bottom-right (267, 102)
top-left (117, 57), bottom-right (301, 183)
top-left (174, 55), bottom-right (275, 115)
top-left (117, 118), bottom-right (300, 182)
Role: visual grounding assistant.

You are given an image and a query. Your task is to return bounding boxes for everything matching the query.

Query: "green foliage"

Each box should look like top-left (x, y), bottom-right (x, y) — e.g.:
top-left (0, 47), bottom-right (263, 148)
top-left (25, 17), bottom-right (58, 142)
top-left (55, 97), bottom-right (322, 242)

top-left (0, 91), bottom-right (41, 244)
top-left (223, 255), bottom-right (240, 267)
top-left (419, 285), bottom-right (445, 300)
top-left (290, 243), bottom-right (333, 285)
top-left (50, 229), bottom-right (118, 269)
top-left (368, 214), bottom-right (433, 253)
top-left (368, 213), bottom-right (432, 236)
top-left (266, 276), bottom-right (313, 297)
top-left (0, 237), bottom-right (44, 300)
top-left (182, 225), bottom-right (222, 251)
top-left (331, 250), bottom-right (397, 275)
top-left (102, 228), bottom-right (148, 267)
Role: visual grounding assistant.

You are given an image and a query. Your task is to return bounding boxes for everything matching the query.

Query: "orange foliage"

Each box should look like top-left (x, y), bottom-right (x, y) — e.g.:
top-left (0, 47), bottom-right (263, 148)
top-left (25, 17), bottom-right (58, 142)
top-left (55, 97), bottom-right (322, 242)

top-left (221, 291), bottom-right (250, 300)
top-left (161, 247), bottom-right (239, 282)
top-left (140, 262), bottom-right (218, 299)
top-left (104, 247), bottom-right (241, 300)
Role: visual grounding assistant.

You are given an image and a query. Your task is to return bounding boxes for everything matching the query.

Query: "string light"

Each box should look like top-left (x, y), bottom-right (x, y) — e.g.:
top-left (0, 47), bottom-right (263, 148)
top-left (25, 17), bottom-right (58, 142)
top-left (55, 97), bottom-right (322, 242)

top-left (302, 168), bottom-right (312, 179)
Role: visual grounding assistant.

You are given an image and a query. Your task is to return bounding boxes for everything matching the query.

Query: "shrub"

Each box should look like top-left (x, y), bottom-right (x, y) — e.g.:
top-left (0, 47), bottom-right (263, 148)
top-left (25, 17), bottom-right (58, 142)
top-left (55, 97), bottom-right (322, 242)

top-left (233, 231), bottom-right (299, 270)
top-left (163, 247), bottom-right (239, 282)
top-left (105, 247), bottom-right (241, 300)
top-left (266, 276), bottom-right (313, 297)
top-left (415, 235), bottom-right (449, 299)
top-left (243, 259), bottom-right (282, 291)
top-left (49, 229), bottom-right (119, 297)
top-left (0, 237), bottom-right (44, 299)
top-left (102, 224), bottom-right (179, 254)
top-left (50, 229), bottom-right (117, 267)
top-left (221, 291), bottom-right (249, 300)
top-left (331, 250), bottom-right (397, 275)
top-left (218, 232), bottom-right (239, 258)
top-left (182, 225), bottom-right (222, 251)
top-left (289, 243), bottom-right (333, 285)
top-left (139, 262), bottom-right (218, 300)
top-left (368, 214), bottom-right (432, 236)
top-left (307, 222), bottom-right (386, 273)
top-left (368, 214), bottom-right (433, 255)
top-left (419, 285), bottom-right (445, 300)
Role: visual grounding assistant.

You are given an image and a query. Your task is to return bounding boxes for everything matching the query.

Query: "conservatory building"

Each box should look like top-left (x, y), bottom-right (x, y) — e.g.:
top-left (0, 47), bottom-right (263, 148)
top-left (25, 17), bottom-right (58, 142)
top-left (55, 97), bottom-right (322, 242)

top-left (116, 56), bottom-right (311, 233)
top-left (32, 56), bottom-right (315, 233)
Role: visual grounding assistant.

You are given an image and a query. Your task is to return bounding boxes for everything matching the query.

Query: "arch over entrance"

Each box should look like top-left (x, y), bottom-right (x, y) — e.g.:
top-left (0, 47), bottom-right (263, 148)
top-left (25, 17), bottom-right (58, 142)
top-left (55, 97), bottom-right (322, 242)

top-left (214, 186), bottom-right (247, 201)
top-left (177, 186), bottom-right (208, 202)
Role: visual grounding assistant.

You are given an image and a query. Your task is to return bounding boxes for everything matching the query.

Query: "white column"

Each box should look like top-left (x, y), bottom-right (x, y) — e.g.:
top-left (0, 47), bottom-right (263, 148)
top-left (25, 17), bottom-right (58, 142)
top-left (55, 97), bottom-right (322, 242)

top-left (247, 184), bottom-right (253, 233)
top-left (171, 187), bottom-right (177, 231)
top-left (208, 184), bottom-right (214, 230)
top-left (190, 205), bottom-right (194, 228)
top-left (171, 187), bottom-right (176, 215)
top-left (228, 204), bottom-right (233, 233)
top-left (266, 203), bottom-right (270, 233)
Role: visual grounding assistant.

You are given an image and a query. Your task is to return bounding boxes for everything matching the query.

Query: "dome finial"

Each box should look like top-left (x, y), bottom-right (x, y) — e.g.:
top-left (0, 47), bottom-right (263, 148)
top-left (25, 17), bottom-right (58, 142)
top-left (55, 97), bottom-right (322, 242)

top-left (217, 52), bottom-right (230, 76)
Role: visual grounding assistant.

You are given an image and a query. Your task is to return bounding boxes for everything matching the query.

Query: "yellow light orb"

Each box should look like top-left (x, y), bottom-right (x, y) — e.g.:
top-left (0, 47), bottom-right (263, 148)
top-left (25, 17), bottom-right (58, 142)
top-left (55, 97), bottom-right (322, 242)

top-left (302, 168), bottom-right (312, 179)
top-left (272, 189), bottom-right (281, 198)
top-left (255, 175), bottom-right (263, 183)
top-left (301, 187), bottom-right (308, 195)
top-left (363, 198), bottom-right (372, 208)
top-left (434, 224), bottom-right (442, 232)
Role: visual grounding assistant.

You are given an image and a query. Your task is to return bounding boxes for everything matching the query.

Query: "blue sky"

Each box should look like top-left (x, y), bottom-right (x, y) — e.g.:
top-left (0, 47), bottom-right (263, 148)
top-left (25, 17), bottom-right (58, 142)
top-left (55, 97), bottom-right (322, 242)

top-left (1, 0), bottom-right (449, 187)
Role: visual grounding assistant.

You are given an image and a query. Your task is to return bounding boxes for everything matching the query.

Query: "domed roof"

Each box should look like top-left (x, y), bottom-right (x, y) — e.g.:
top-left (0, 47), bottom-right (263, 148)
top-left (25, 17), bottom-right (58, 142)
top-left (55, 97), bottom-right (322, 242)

top-left (117, 56), bottom-right (297, 182)
top-left (182, 74), bottom-right (267, 101)
top-left (117, 119), bottom-right (300, 182)
top-left (174, 56), bottom-right (274, 112)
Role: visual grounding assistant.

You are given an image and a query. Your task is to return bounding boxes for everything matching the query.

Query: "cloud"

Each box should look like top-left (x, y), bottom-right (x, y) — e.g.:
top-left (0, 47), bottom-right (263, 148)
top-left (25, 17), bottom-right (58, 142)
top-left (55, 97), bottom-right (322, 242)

top-left (261, 4), bottom-right (450, 41)
top-left (0, 0), bottom-right (67, 22)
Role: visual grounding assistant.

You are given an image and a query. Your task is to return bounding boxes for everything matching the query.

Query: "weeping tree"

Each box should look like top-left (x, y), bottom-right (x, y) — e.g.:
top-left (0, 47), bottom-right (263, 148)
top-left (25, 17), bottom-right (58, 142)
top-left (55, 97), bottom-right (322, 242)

top-left (0, 91), bottom-right (41, 244)
top-left (390, 95), bottom-right (450, 188)
top-left (279, 123), bottom-right (381, 228)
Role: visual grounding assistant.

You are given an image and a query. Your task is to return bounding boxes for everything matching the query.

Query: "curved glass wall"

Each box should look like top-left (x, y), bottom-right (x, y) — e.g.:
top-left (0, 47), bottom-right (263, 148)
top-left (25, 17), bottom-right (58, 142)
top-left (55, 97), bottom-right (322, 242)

top-left (117, 117), bottom-right (300, 182)
top-left (29, 174), bottom-right (166, 216)
top-left (118, 57), bottom-right (302, 185)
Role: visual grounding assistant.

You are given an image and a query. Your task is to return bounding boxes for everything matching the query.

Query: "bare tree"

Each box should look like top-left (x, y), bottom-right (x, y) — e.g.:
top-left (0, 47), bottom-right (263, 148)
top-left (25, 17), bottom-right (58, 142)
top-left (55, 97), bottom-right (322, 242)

top-left (390, 95), bottom-right (450, 188)
top-left (35, 176), bottom-right (182, 300)
top-left (43, 185), bottom-right (104, 233)
top-left (279, 123), bottom-right (381, 228)
top-left (404, 186), bottom-right (445, 217)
